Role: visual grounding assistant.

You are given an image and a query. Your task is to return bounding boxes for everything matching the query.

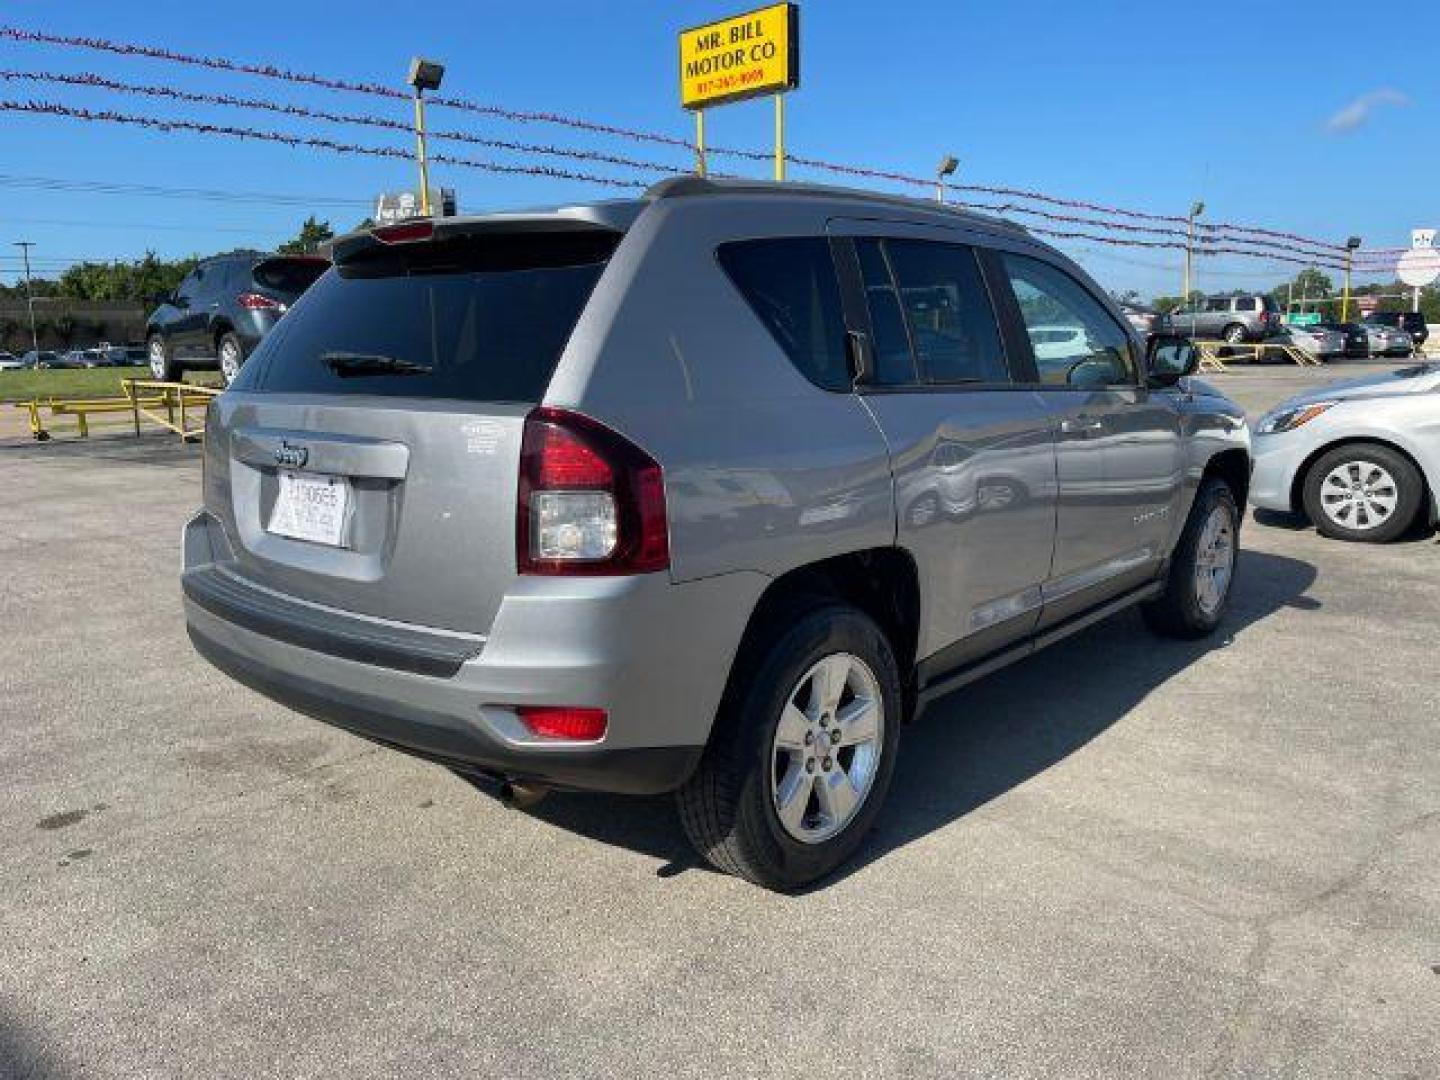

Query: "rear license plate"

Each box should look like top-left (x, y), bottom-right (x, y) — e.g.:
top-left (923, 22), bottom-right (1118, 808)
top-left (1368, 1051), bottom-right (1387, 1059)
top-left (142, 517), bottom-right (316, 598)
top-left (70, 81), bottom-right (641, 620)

top-left (268, 470), bottom-right (352, 547)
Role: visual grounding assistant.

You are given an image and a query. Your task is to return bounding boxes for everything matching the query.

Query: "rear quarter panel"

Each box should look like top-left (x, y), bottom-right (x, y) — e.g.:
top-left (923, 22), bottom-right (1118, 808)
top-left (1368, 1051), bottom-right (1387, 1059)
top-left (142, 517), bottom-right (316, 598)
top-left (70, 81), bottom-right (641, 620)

top-left (544, 197), bottom-right (897, 585)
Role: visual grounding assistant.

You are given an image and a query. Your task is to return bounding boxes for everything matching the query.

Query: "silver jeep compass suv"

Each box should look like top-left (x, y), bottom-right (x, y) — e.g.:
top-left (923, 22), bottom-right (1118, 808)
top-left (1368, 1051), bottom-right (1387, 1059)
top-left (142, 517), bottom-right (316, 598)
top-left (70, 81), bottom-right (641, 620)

top-left (183, 178), bottom-right (1251, 890)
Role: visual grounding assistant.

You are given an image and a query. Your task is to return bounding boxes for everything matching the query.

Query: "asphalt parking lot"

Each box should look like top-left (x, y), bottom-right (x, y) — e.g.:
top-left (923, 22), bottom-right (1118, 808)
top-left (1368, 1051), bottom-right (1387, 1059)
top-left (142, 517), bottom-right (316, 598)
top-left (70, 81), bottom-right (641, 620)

top-left (2, 363), bottom-right (1436, 1079)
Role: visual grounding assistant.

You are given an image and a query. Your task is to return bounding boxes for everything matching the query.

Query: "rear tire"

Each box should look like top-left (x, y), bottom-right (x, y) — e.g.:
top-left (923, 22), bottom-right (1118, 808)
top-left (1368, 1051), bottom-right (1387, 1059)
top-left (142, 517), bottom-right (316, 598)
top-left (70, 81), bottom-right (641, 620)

top-left (1302, 443), bottom-right (1423, 543)
top-left (1222, 323), bottom-right (1247, 345)
top-left (1142, 477), bottom-right (1239, 639)
top-left (217, 332), bottom-right (245, 386)
top-left (677, 604), bottom-right (902, 891)
top-left (148, 334), bottom-right (181, 382)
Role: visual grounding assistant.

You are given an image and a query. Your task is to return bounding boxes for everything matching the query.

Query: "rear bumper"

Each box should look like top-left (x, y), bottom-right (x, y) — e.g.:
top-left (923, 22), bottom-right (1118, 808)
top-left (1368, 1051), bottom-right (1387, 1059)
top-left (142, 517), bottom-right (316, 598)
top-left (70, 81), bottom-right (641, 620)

top-left (187, 622), bottom-right (700, 793)
top-left (182, 511), bottom-right (764, 795)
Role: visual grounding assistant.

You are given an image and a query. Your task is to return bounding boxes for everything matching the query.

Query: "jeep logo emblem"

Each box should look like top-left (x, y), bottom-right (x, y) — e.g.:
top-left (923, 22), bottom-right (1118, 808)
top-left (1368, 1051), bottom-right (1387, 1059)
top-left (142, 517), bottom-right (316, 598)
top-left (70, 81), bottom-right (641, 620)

top-left (274, 440), bottom-right (309, 469)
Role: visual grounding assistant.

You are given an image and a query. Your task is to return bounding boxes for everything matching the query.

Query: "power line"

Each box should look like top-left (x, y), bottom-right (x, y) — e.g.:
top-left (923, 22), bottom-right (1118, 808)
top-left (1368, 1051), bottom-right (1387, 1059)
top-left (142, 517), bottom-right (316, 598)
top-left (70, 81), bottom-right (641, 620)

top-left (0, 171), bottom-right (372, 208)
top-left (1, 23), bottom-right (1409, 256)
top-left (0, 99), bottom-right (647, 189)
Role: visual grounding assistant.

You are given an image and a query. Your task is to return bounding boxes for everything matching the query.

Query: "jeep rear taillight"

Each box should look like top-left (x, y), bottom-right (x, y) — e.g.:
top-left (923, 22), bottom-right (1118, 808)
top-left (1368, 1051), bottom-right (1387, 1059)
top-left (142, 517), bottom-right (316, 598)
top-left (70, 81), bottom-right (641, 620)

top-left (517, 407), bottom-right (669, 575)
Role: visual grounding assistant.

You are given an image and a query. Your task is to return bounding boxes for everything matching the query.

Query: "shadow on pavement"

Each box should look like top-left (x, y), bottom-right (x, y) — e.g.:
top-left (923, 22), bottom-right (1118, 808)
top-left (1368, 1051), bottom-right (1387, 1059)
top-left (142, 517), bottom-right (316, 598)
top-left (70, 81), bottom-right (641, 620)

top-left (0, 431), bottom-right (201, 468)
top-left (0, 1007), bottom-right (59, 1080)
top-left (519, 549), bottom-right (1321, 888)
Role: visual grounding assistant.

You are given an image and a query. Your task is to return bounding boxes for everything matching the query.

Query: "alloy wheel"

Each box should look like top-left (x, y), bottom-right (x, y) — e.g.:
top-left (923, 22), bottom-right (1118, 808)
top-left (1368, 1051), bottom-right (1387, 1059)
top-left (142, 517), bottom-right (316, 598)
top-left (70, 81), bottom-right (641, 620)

top-left (219, 339), bottom-right (242, 384)
top-left (1193, 504), bottom-right (1235, 616)
top-left (770, 652), bottom-right (884, 844)
top-left (148, 339), bottom-right (167, 380)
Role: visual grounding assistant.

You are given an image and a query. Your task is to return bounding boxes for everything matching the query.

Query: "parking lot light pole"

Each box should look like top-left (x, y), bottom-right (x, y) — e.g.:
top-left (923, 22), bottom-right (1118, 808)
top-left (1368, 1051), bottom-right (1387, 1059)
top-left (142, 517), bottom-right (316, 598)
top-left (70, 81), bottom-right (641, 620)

top-left (1183, 201), bottom-right (1205, 305)
top-left (13, 241), bottom-right (39, 356)
top-left (1342, 236), bottom-right (1362, 322)
top-left (406, 58), bottom-right (446, 217)
top-left (935, 155), bottom-right (959, 204)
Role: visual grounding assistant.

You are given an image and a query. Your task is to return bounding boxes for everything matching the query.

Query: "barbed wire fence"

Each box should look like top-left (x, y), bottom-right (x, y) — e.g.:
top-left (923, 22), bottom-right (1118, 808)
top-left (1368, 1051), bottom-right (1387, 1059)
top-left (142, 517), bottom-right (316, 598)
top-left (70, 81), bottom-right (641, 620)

top-left (0, 23), bottom-right (1409, 288)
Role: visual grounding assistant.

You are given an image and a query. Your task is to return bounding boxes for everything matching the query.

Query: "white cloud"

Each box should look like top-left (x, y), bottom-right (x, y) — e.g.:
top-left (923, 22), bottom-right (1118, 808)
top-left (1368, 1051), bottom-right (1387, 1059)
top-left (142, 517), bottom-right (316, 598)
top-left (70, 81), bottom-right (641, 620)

top-left (1326, 89), bottom-right (1410, 133)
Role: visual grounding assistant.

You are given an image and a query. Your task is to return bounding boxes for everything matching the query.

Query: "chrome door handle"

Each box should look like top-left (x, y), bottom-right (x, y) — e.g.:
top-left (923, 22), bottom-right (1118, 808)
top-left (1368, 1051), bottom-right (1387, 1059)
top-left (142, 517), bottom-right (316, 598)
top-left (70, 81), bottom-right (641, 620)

top-left (1060, 418), bottom-right (1106, 436)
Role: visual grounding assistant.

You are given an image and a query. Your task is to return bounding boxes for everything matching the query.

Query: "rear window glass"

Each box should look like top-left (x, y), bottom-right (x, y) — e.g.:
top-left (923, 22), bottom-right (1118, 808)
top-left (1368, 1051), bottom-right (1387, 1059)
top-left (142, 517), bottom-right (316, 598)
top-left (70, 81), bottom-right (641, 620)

top-left (235, 231), bottom-right (618, 402)
top-left (253, 257), bottom-right (329, 296)
top-left (717, 238), bottom-right (850, 391)
top-left (1234, 297), bottom-right (1256, 311)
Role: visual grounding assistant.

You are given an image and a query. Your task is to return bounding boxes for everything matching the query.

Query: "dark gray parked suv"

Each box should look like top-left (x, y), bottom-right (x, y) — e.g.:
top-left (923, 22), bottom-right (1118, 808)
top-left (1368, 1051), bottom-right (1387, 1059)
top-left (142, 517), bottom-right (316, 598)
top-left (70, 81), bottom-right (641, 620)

top-left (182, 178), bottom-right (1252, 889)
top-left (146, 252), bottom-right (328, 385)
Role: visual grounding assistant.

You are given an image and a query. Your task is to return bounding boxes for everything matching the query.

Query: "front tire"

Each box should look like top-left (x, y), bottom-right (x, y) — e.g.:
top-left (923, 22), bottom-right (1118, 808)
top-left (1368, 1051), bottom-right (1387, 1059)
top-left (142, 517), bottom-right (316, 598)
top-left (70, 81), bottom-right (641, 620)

top-left (1302, 443), bottom-right (1423, 543)
top-left (147, 335), bottom-right (181, 382)
top-left (1143, 477), bottom-right (1239, 639)
top-left (677, 604), bottom-right (902, 891)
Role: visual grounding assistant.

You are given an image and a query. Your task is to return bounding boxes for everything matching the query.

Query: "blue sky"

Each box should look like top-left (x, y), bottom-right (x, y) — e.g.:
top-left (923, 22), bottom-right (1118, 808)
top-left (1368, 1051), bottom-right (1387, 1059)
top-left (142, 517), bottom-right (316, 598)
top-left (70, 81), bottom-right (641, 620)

top-left (0, 0), bottom-right (1434, 299)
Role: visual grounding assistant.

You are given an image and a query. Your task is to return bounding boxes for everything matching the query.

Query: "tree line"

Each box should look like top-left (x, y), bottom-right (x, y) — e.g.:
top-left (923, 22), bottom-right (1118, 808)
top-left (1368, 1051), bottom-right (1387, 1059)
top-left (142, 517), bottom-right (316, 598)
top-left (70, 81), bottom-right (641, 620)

top-left (0, 216), bottom-right (337, 304)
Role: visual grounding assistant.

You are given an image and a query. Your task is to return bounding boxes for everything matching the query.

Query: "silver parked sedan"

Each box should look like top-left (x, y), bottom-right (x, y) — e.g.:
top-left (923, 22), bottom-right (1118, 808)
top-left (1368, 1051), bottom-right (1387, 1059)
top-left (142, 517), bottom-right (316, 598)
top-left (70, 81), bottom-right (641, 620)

top-left (1251, 362), bottom-right (1439, 541)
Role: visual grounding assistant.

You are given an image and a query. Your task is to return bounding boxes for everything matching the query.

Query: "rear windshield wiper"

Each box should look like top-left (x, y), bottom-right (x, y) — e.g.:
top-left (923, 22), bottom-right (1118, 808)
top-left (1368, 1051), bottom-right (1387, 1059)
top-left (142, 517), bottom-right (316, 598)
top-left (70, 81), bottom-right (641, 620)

top-left (322, 351), bottom-right (433, 377)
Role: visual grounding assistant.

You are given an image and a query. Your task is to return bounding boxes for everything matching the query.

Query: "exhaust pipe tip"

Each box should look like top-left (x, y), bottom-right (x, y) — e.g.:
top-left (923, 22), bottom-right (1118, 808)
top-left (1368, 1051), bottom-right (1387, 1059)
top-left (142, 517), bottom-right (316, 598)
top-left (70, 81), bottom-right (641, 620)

top-left (498, 780), bottom-right (549, 810)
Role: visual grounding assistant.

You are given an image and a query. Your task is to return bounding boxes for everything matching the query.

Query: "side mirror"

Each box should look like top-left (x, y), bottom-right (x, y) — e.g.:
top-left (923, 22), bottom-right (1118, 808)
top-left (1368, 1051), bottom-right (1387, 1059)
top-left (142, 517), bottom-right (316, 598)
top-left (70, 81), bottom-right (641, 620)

top-left (847, 329), bottom-right (875, 386)
top-left (1146, 334), bottom-right (1197, 388)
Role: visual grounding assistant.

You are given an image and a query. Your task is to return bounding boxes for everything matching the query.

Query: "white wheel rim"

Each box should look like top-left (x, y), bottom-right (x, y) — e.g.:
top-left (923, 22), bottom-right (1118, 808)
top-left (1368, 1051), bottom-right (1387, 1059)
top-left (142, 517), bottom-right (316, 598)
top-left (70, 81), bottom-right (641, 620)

top-left (219, 340), bottom-right (241, 382)
top-left (1320, 461), bottom-right (1399, 531)
top-left (1193, 505), bottom-right (1235, 616)
top-left (770, 652), bottom-right (884, 845)
top-left (1225, 327), bottom-right (1244, 343)
top-left (149, 339), bottom-right (166, 378)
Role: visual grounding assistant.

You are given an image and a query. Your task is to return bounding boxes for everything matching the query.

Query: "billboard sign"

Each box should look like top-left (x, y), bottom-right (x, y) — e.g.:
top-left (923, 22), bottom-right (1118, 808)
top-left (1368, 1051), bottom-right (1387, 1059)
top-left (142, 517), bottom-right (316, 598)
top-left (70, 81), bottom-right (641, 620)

top-left (680, 3), bottom-right (799, 110)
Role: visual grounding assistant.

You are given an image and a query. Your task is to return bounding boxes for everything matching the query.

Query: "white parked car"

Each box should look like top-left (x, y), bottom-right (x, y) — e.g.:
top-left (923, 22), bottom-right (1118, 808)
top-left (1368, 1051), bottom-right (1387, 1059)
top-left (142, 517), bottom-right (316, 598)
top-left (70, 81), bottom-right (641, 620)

top-left (1026, 324), bottom-right (1092, 360)
top-left (0, 351), bottom-right (24, 371)
top-left (1251, 361), bottom-right (1439, 541)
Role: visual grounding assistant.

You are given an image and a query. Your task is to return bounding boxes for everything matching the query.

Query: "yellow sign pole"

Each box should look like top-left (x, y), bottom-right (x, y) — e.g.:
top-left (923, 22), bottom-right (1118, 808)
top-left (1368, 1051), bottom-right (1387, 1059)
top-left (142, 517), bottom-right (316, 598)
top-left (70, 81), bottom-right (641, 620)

top-left (774, 94), bottom-right (786, 182)
top-left (413, 90), bottom-right (433, 217)
top-left (695, 110), bottom-right (707, 177)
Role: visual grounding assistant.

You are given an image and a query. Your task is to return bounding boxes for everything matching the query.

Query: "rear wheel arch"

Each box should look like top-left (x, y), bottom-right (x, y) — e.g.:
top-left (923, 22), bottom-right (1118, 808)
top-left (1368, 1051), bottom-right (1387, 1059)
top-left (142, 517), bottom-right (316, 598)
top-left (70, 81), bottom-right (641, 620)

top-left (720, 548), bottom-right (921, 735)
top-left (211, 320), bottom-right (236, 351)
top-left (1288, 436), bottom-right (1430, 515)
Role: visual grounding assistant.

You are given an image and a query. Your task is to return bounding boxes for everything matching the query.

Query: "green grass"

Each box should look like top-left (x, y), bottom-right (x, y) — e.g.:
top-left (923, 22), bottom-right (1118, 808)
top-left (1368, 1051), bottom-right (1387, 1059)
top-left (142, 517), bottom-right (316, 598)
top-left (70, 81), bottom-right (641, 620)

top-left (0, 366), bottom-right (223, 403)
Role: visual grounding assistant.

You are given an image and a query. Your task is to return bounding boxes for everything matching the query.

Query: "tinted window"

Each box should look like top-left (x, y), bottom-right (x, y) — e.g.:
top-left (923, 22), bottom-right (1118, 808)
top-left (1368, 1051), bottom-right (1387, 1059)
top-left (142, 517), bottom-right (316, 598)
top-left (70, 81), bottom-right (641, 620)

top-left (237, 231), bottom-right (617, 402)
top-left (1234, 297), bottom-right (1256, 311)
top-left (884, 240), bottom-right (1008, 384)
top-left (1205, 297), bottom-right (1230, 312)
top-left (174, 270), bottom-right (202, 303)
top-left (1001, 254), bottom-right (1136, 387)
top-left (718, 238), bottom-right (849, 391)
top-left (253, 257), bottom-right (329, 297)
top-left (855, 239), bottom-right (918, 385)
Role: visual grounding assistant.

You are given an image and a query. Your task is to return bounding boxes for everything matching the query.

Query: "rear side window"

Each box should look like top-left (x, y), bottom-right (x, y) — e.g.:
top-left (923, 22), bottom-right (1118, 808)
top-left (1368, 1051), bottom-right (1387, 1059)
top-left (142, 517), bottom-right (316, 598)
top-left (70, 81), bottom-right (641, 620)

top-left (1234, 297), bottom-right (1257, 311)
top-left (253, 257), bottom-right (329, 296)
top-left (717, 238), bottom-right (850, 391)
top-left (883, 240), bottom-right (1008, 384)
top-left (235, 230), bottom-right (618, 402)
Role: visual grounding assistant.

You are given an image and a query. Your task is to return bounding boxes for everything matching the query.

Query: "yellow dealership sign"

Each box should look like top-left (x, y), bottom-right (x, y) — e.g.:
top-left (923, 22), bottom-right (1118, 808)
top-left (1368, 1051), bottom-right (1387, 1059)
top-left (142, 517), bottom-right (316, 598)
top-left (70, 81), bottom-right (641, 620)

top-left (679, 3), bottom-right (799, 110)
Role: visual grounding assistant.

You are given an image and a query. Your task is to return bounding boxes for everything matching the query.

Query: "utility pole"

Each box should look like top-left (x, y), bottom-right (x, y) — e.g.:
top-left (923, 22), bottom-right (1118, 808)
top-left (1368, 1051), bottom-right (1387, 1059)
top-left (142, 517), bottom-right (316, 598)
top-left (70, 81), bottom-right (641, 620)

top-left (13, 241), bottom-right (39, 356)
top-left (1183, 201), bottom-right (1205, 305)
top-left (1342, 236), bottom-right (1362, 323)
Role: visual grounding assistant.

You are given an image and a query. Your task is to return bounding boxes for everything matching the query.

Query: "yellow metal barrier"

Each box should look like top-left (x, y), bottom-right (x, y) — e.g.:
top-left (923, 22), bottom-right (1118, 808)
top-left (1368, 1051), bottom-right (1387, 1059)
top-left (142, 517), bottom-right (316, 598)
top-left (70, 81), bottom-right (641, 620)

top-left (121, 379), bottom-right (222, 442)
top-left (1192, 340), bottom-right (1319, 372)
top-left (12, 380), bottom-right (221, 441)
